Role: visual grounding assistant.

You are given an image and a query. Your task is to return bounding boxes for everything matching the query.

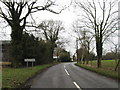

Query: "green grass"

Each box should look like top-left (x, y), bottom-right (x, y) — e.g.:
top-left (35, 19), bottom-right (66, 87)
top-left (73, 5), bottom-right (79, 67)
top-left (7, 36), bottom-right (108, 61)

top-left (90, 60), bottom-right (117, 68)
top-left (2, 63), bottom-right (58, 88)
top-left (0, 69), bottom-right (2, 88)
top-left (75, 60), bottom-right (119, 79)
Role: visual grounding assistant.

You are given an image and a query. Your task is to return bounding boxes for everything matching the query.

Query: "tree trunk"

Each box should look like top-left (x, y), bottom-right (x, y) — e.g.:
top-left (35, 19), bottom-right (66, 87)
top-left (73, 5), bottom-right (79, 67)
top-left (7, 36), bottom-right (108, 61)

top-left (76, 50), bottom-right (78, 63)
top-left (86, 51), bottom-right (89, 64)
top-left (96, 42), bottom-right (102, 68)
top-left (97, 57), bottom-right (101, 68)
top-left (11, 26), bottom-right (23, 67)
top-left (49, 42), bottom-right (55, 63)
top-left (83, 58), bottom-right (85, 64)
top-left (114, 59), bottom-right (120, 71)
top-left (86, 60), bottom-right (89, 64)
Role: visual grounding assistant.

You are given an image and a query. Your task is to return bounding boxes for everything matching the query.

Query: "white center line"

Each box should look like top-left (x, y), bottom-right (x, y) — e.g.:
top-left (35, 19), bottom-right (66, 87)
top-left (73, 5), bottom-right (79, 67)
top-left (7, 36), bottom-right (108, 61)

top-left (73, 81), bottom-right (81, 90)
top-left (64, 65), bottom-right (65, 68)
top-left (65, 69), bottom-right (70, 75)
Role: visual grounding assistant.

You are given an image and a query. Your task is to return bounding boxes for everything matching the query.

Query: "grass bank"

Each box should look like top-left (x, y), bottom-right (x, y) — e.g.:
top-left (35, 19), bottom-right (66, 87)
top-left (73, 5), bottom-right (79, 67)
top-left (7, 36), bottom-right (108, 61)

top-left (2, 62), bottom-right (59, 88)
top-left (75, 60), bottom-right (119, 80)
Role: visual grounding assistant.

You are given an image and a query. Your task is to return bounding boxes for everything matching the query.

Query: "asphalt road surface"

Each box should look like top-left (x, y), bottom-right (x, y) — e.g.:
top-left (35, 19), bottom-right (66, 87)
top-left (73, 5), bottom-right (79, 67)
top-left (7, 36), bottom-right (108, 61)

top-left (30, 62), bottom-right (119, 89)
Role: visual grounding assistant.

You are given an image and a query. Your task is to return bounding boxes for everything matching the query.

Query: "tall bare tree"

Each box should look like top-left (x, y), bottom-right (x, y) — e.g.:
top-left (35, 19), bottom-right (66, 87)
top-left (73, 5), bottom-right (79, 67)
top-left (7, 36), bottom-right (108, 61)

top-left (75, 0), bottom-right (118, 68)
top-left (73, 20), bottom-right (93, 64)
top-left (38, 20), bottom-right (64, 61)
top-left (0, 0), bottom-right (65, 67)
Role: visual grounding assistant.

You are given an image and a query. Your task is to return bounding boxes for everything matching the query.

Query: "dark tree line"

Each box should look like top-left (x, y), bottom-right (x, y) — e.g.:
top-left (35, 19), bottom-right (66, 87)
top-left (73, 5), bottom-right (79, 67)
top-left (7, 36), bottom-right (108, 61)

top-left (102, 52), bottom-right (118, 60)
top-left (59, 49), bottom-right (71, 62)
top-left (53, 48), bottom-right (71, 62)
top-left (11, 32), bottom-right (54, 67)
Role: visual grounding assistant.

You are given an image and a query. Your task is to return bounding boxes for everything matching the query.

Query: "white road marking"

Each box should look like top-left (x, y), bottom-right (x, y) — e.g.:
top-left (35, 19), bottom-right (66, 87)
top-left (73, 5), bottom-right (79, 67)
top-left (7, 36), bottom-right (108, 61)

top-left (64, 65), bottom-right (65, 68)
top-left (65, 69), bottom-right (70, 75)
top-left (73, 81), bottom-right (81, 90)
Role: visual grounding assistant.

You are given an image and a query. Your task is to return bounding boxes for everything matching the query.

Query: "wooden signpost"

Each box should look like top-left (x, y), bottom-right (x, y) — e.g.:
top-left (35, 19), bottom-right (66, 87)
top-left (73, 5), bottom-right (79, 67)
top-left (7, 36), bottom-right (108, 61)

top-left (24, 59), bottom-right (35, 67)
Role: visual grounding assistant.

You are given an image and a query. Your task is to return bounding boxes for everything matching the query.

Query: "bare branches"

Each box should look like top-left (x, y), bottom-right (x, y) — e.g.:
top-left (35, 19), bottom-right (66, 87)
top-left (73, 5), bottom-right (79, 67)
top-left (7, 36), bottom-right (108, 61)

top-left (0, 0), bottom-right (67, 30)
top-left (75, 0), bottom-right (118, 42)
top-left (38, 20), bottom-right (64, 42)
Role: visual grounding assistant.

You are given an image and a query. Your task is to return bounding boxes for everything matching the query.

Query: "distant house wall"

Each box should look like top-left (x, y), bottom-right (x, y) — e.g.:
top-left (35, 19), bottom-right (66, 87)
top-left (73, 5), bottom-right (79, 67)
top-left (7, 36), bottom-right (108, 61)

top-left (0, 41), bottom-right (11, 62)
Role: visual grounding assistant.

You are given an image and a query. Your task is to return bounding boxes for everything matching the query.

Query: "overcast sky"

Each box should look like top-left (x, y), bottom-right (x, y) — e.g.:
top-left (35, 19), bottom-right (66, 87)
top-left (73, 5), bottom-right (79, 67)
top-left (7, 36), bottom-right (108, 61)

top-left (0, 0), bottom-right (119, 56)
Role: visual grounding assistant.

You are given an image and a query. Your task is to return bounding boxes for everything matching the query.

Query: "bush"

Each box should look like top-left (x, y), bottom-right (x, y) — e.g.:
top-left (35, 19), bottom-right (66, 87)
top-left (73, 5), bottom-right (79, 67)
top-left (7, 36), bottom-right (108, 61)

top-left (59, 50), bottom-right (71, 62)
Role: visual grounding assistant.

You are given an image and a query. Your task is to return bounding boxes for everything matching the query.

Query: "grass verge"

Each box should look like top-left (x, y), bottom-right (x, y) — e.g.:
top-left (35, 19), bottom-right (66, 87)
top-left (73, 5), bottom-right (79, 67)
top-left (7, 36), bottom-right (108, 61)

top-left (2, 62), bottom-right (59, 88)
top-left (75, 63), bottom-right (119, 80)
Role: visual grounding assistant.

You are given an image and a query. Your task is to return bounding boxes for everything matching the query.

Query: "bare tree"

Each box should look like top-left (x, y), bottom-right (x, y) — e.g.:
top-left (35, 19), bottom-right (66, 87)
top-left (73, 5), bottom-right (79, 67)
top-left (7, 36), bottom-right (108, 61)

top-left (75, 0), bottom-right (118, 68)
top-left (0, 0), bottom-right (65, 67)
top-left (38, 20), bottom-right (64, 61)
top-left (73, 20), bottom-right (93, 64)
top-left (107, 38), bottom-right (120, 71)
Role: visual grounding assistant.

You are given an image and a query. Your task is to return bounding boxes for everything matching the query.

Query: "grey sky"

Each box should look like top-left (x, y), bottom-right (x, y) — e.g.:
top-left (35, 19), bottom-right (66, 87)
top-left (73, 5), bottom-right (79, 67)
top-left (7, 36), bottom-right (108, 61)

top-left (0, 0), bottom-right (119, 56)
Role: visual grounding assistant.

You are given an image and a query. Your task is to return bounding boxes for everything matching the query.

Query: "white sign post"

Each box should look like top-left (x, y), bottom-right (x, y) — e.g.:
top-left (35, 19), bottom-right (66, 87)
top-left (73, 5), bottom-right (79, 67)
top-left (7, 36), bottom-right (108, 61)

top-left (24, 59), bottom-right (35, 67)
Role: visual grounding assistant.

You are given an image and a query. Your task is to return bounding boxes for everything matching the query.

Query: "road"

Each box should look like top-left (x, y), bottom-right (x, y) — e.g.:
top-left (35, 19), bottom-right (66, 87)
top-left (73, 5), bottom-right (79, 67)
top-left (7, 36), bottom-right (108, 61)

top-left (30, 62), bottom-right (118, 89)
